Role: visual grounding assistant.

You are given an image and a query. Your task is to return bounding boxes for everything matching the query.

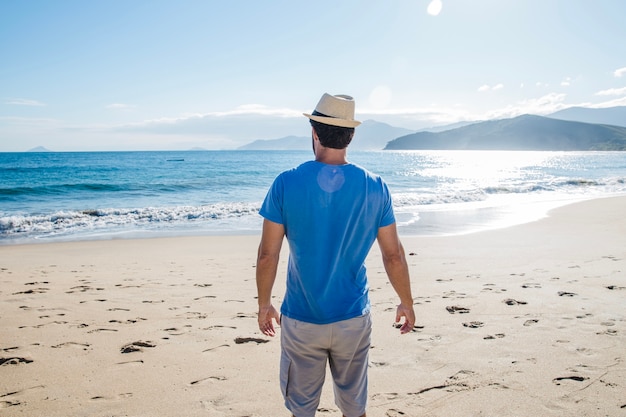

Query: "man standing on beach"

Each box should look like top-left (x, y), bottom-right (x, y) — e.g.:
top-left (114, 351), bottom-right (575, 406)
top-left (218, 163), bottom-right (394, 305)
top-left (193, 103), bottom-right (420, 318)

top-left (256, 93), bottom-right (415, 417)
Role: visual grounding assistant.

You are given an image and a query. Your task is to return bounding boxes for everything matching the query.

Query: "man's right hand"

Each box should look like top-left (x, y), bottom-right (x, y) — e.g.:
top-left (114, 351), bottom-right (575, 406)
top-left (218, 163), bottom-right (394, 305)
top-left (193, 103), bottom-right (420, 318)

top-left (395, 303), bottom-right (416, 334)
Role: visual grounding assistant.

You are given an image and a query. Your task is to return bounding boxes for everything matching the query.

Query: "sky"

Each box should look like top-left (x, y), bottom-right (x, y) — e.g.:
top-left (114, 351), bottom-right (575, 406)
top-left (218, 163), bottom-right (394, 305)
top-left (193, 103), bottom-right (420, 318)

top-left (1, 0), bottom-right (626, 151)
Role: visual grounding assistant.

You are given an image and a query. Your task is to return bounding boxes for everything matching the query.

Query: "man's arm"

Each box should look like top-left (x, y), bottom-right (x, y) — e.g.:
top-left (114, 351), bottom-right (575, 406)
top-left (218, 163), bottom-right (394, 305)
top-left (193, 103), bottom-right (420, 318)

top-left (377, 222), bottom-right (416, 334)
top-left (256, 218), bottom-right (285, 336)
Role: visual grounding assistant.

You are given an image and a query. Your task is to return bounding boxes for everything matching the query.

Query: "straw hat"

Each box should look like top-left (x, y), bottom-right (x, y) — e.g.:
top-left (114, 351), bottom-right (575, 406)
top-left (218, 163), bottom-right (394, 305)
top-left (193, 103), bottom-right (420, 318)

top-left (303, 93), bottom-right (361, 128)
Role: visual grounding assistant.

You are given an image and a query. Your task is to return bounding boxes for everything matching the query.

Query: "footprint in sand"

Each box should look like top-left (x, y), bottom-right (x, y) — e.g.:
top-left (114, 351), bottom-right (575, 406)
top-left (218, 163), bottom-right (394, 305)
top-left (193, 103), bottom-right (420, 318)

top-left (371, 392), bottom-right (401, 401)
top-left (446, 306), bottom-right (470, 314)
top-left (88, 328), bottom-right (118, 334)
top-left (0, 357), bottom-right (34, 366)
top-left (189, 376), bottom-right (227, 385)
top-left (193, 295), bottom-right (216, 301)
top-left (606, 285), bottom-right (626, 291)
top-left (484, 334), bottom-right (505, 340)
top-left (462, 321), bottom-right (484, 328)
top-left (90, 393), bottom-right (133, 401)
top-left (392, 323), bottom-right (424, 332)
top-left (177, 311), bottom-right (207, 319)
top-left (503, 299), bottom-right (527, 305)
top-left (202, 344), bottom-right (230, 352)
top-left (442, 291), bottom-right (467, 299)
top-left (553, 376), bottom-right (587, 385)
top-left (234, 337), bottom-right (269, 344)
top-left (523, 319), bottom-right (539, 326)
top-left (120, 341), bottom-right (156, 353)
top-left (51, 342), bottom-right (91, 350)
top-left (116, 359), bottom-right (144, 365)
top-left (12, 288), bottom-right (49, 295)
top-left (1, 347), bottom-right (19, 353)
top-left (386, 410), bottom-right (406, 416)
top-left (596, 329), bottom-right (618, 336)
top-left (1, 400), bottom-right (21, 408)
top-left (204, 325), bottom-right (237, 330)
top-left (558, 291), bottom-right (577, 297)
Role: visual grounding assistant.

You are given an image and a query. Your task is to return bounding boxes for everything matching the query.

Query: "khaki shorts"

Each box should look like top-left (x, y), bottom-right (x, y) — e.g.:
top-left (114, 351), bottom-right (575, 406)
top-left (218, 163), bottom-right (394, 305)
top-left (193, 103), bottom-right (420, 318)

top-left (280, 313), bottom-right (371, 417)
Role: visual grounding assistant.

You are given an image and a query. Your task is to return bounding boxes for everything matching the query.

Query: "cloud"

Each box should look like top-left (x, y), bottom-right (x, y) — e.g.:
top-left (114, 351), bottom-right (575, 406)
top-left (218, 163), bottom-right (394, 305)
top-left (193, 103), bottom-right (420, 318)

top-left (360, 106), bottom-right (470, 124)
top-left (595, 87), bottom-right (626, 96)
top-left (210, 104), bottom-right (301, 118)
top-left (478, 84), bottom-right (503, 92)
top-left (561, 77), bottom-right (572, 87)
top-left (427, 0), bottom-right (443, 16)
top-left (113, 105), bottom-right (307, 142)
top-left (590, 96), bottom-right (626, 108)
top-left (482, 93), bottom-right (568, 120)
top-left (614, 67), bottom-right (626, 77)
top-left (5, 98), bottom-right (46, 106)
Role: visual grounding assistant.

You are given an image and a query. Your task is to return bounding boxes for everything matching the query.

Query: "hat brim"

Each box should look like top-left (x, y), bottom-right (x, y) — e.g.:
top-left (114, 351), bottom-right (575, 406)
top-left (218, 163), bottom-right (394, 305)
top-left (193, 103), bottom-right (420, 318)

top-left (303, 113), bottom-right (361, 128)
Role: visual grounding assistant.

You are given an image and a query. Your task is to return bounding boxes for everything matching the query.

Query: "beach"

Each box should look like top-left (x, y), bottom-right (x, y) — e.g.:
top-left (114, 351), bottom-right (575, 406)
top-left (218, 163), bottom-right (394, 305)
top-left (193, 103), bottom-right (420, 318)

top-left (1, 196), bottom-right (625, 417)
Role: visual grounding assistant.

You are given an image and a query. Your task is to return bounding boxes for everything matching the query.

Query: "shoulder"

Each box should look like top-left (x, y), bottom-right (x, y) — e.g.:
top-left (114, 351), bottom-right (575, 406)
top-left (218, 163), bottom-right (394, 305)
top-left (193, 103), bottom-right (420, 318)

top-left (271, 161), bottom-right (317, 186)
top-left (348, 163), bottom-right (386, 184)
top-left (283, 161), bottom-right (317, 175)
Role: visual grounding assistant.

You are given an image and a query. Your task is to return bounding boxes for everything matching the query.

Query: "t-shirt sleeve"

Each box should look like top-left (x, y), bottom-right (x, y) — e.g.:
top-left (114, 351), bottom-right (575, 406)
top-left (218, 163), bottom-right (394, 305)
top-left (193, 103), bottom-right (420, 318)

top-left (259, 175), bottom-right (284, 225)
top-left (379, 180), bottom-right (396, 228)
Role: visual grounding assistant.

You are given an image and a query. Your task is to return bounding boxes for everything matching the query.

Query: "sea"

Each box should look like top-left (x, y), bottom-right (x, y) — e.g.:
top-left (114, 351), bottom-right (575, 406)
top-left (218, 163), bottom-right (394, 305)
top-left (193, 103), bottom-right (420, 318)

top-left (2, 150), bottom-right (626, 245)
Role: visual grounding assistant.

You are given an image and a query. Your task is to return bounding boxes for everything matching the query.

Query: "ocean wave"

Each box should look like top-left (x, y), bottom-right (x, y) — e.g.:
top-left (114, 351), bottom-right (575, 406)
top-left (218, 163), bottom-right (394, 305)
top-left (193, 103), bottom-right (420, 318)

top-left (0, 183), bottom-right (129, 197)
top-left (392, 175), bottom-right (626, 207)
top-left (392, 190), bottom-right (487, 206)
top-left (0, 182), bottom-right (207, 197)
top-left (0, 203), bottom-right (261, 239)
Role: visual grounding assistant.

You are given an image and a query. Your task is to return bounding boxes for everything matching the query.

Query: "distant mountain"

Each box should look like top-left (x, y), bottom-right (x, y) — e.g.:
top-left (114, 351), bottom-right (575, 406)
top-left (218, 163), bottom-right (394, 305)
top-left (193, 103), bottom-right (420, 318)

top-left (384, 114), bottom-right (626, 151)
top-left (238, 120), bottom-right (415, 151)
top-left (419, 120), bottom-right (480, 133)
top-left (548, 106), bottom-right (626, 127)
top-left (27, 146), bottom-right (52, 152)
top-left (352, 120), bottom-right (415, 150)
top-left (238, 135), bottom-right (310, 150)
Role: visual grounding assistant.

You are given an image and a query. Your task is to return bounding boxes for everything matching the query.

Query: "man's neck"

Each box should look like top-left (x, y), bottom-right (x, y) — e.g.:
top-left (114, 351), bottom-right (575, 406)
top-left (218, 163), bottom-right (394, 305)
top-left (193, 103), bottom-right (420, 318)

top-left (314, 146), bottom-right (348, 165)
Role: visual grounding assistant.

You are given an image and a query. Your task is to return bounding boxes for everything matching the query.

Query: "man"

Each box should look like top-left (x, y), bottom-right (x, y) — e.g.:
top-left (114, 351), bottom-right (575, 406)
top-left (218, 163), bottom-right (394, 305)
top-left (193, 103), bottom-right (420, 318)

top-left (256, 93), bottom-right (415, 417)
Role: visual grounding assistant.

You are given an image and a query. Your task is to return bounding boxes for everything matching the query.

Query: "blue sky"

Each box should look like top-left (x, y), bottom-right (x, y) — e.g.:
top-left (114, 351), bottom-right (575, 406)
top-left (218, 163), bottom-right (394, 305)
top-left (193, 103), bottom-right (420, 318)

top-left (1, 0), bottom-right (625, 151)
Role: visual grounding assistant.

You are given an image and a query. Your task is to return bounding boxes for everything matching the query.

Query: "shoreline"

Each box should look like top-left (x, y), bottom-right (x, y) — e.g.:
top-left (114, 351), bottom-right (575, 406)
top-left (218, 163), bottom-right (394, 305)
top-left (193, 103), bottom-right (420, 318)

top-left (1, 196), bottom-right (625, 416)
top-left (3, 194), bottom-right (622, 247)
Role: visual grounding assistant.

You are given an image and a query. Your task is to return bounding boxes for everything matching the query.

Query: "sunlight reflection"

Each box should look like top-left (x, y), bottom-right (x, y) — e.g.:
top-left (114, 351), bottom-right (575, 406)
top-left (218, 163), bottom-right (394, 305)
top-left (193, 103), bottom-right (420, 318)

top-left (414, 150), bottom-right (555, 182)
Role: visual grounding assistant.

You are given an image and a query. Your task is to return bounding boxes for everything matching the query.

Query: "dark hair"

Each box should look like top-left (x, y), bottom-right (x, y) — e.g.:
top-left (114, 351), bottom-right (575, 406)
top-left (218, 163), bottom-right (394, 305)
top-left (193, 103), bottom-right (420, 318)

top-left (310, 116), bottom-right (355, 149)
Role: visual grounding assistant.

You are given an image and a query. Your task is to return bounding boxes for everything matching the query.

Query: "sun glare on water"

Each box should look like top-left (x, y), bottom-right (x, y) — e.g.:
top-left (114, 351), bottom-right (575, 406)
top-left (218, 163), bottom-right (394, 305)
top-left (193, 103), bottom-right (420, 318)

top-left (417, 151), bottom-right (554, 185)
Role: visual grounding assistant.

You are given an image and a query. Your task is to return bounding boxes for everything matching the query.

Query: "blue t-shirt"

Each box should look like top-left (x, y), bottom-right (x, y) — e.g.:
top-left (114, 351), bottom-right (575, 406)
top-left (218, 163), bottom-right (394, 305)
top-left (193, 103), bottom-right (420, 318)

top-left (260, 160), bottom-right (396, 324)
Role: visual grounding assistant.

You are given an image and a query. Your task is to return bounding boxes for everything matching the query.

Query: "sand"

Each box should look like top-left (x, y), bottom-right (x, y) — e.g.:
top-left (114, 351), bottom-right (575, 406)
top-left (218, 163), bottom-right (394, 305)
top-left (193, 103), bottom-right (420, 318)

top-left (1, 197), bottom-right (625, 417)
